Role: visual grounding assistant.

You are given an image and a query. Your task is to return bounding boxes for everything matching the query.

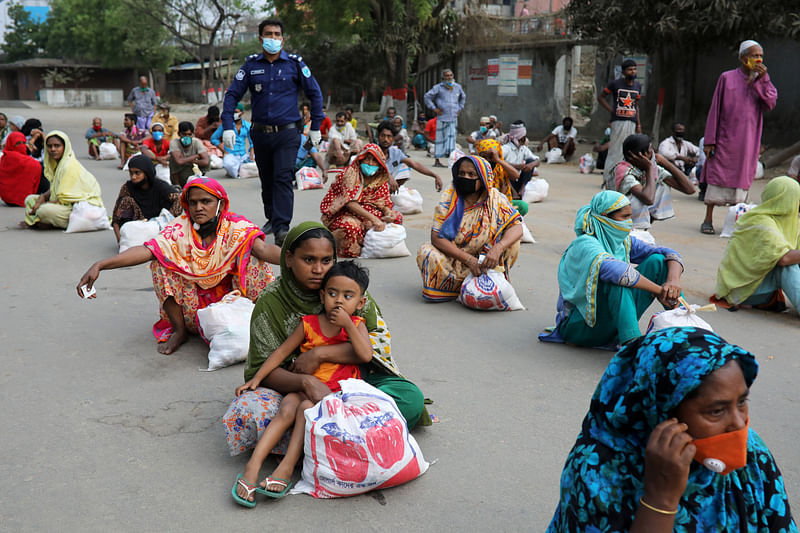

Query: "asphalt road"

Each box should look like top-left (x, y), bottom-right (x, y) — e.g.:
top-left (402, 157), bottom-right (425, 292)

top-left (0, 104), bottom-right (797, 532)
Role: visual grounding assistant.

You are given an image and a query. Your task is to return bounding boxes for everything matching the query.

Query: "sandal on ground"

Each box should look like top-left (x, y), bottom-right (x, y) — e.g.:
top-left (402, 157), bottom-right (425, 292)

top-left (700, 222), bottom-right (715, 234)
top-left (256, 476), bottom-right (293, 499)
top-left (432, 161), bottom-right (446, 168)
top-left (232, 473), bottom-right (258, 508)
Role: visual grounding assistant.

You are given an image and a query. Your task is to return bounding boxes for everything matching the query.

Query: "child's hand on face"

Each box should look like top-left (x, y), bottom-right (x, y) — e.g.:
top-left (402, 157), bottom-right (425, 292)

top-left (328, 305), bottom-right (351, 328)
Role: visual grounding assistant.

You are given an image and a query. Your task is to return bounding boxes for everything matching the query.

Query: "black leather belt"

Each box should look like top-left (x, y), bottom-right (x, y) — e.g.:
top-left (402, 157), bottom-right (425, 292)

top-left (252, 122), bottom-right (297, 133)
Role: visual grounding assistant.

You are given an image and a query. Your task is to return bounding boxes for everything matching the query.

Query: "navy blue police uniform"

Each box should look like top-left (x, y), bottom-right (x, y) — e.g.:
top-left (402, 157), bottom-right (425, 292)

top-left (222, 50), bottom-right (323, 236)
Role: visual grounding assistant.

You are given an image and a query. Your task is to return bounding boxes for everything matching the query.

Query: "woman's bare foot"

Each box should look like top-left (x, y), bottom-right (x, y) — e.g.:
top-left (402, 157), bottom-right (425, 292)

top-left (18, 221), bottom-right (32, 229)
top-left (157, 329), bottom-right (188, 354)
top-left (236, 463), bottom-right (261, 502)
top-left (18, 221), bottom-right (53, 230)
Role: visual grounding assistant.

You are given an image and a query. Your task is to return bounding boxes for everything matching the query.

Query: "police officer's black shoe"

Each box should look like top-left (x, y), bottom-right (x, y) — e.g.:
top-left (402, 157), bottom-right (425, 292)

top-left (261, 221), bottom-right (273, 235)
top-left (274, 229), bottom-right (289, 248)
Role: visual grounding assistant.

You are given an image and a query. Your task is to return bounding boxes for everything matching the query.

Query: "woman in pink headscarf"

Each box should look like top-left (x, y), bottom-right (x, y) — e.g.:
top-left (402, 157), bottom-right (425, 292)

top-left (77, 177), bottom-right (280, 354)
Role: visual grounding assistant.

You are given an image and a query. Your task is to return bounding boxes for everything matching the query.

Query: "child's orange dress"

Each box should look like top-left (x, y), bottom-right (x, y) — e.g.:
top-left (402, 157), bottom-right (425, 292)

top-left (300, 315), bottom-right (363, 392)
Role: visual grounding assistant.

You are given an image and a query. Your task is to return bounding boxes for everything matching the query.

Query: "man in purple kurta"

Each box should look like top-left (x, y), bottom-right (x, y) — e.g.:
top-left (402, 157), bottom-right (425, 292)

top-left (700, 40), bottom-right (777, 234)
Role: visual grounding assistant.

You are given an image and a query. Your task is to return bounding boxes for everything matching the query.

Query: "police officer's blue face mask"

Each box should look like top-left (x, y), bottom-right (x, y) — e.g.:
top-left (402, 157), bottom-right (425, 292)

top-left (152, 131), bottom-right (164, 141)
top-left (360, 163), bottom-right (379, 177)
top-left (262, 38), bottom-right (282, 54)
top-left (180, 136), bottom-right (192, 146)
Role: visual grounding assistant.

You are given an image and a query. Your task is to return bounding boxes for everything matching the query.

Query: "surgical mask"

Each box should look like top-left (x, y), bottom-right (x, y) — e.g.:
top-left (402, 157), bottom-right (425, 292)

top-left (93, 125), bottom-right (102, 131)
top-left (673, 132), bottom-right (684, 140)
top-left (192, 201), bottom-right (222, 238)
top-left (180, 136), bottom-right (192, 146)
top-left (360, 163), bottom-right (379, 176)
top-left (454, 176), bottom-right (480, 196)
top-left (691, 419), bottom-right (749, 475)
top-left (480, 126), bottom-right (488, 135)
top-left (152, 131), bottom-right (164, 141)
top-left (233, 112), bottom-right (242, 121)
top-left (604, 127), bottom-right (611, 136)
top-left (445, 81), bottom-right (454, 88)
top-left (262, 38), bottom-right (282, 54)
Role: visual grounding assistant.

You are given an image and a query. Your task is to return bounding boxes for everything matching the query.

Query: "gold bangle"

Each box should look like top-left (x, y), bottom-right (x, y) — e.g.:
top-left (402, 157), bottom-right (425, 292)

top-left (639, 497), bottom-right (678, 515)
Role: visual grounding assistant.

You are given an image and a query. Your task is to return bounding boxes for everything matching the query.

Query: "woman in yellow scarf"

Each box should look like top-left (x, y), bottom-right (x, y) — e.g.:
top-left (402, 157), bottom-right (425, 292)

top-left (22, 130), bottom-right (104, 229)
top-left (714, 176), bottom-right (800, 311)
top-left (475, 138), bottom-right (529, 216)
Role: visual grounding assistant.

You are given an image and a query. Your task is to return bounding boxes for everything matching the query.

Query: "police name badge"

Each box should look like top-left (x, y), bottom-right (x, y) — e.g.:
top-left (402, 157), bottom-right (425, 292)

top-left (235, 69), bottom-right (245, 81)
top-left (250, 69), bottom-right (265, 75)
top-left (302, 66), bottom-right (311, 78)
top-left (255, 83), bottom-right (262, 93)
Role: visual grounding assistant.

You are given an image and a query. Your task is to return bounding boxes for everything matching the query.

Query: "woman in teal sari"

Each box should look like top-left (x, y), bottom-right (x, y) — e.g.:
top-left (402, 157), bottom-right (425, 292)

top-left (223, 221), bottom-right (427, 457)
top-left (540, 191), bottom-right (685, 348)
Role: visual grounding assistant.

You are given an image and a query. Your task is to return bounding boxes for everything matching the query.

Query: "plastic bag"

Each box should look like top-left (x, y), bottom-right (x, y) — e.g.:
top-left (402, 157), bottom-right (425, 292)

top-left (238, 161), bottom-right (259, 178)
top-left (360, 224), bottom-right (411, 258)
top-left (294, 378), bottom-right (429, 498)
top-left (647, 303), bottom-right (715, 334)
top-left (522, 179), bottom-right (549, 203)
top-left (296, 167), bottom-right (324, 190)
top-left (209, 154), bottom-right (223, 169)
top-left (64, 201), bottom-right (111, 233)
top-left (391, 185), bottom-right (423, 214)
top-left (521, 223), bottom-right (535, 244)
top-left (448, 148), bottom-right (466, 169)
top-left (196, 290), bottom-right (255, 371)
top-left (545, 147), bottom-right (565, 164)
top-left (458, 269), bottom-right (525, 311)
top-left (121, 153), bottom-right (141, 172)
top-left (630, 229), bottom-right (656, 246)
top-left (579, 153), bottom-right (595, 174)
top-left (720, 203), bottom-right (757, 238)
top-left (755, 161), bottom-right (764, 180)
top-left (98, 142), bottom-right (119, 160)
top-left (155, 164), bottom-right (171, 184)
top-left (118, 209), bottom-right (175, 253)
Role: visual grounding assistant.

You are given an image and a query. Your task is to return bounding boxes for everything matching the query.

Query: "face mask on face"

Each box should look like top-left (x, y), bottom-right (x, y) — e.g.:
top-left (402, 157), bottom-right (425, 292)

top-left (454, 176), bottom-right (480, 196)
top-left (360, 163), bottom-right (379, 177)
top-left (691, 419), bottom-right (749, 475)
top-left (180, 136), bottom-right (192, 147)
top-left (262, 38), bottom-right (282, 54)
top-left (193, 200), bottom-right (222, 238)
top-left (152, 131), bottom-right (164, 141)
top-left (93, 125), bottom-right (102, 131)
top-left (673, 132), bottom-right (684, 140)
top-left (480, 126), bottom-right (488, 135)
top-left (233, 112), bottom-right (242, 121)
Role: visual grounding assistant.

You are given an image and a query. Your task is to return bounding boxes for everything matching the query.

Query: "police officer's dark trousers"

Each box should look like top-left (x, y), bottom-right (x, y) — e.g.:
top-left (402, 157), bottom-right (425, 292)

top-left (251, 127), bottom-right (301, 233)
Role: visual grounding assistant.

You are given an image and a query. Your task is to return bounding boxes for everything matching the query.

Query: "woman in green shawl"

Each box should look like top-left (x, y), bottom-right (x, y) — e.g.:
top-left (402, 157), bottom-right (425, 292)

top-left (714, 176), bottom-right (800, 310)
top-left (539, 191), bottom-right (685, 348)
top-left (223, 222), bottom-right (426, 457)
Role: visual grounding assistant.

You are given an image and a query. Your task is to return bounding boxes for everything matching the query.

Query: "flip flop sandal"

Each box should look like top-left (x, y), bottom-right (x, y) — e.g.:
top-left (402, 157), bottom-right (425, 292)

top-left (700, 222), bottom-right (715, 234)
top-left (232, 474), bottom-right (258, 508)
top-left (256, 476), bottom-right (293, 499)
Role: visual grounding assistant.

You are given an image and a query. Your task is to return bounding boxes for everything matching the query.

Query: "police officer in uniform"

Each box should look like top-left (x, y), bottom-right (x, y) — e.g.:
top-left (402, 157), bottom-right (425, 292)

top-left (222, 19), bottom-right (323, 246)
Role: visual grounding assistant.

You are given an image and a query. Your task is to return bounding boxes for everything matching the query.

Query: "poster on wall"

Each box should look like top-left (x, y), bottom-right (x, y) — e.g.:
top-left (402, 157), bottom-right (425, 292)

top-left (487, 59), bottom-right (499, 85)
top-left (469, 65), bottom-right (487, 81)
top-left (517, 59), bottom-right (532, 86)
top-left (498, 54), bottom-right (518, 96)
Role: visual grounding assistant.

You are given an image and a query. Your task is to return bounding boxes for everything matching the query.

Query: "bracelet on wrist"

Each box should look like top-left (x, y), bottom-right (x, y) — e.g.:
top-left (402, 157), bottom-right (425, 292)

top-left (639, 497), bottom-right (678, 515)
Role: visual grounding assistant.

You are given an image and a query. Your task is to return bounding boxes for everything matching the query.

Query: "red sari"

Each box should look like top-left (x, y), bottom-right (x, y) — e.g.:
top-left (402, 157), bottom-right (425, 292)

top-left (320, 143), bottom-right (403, 257)
top-left (0, 132), bottom-right (42, 206)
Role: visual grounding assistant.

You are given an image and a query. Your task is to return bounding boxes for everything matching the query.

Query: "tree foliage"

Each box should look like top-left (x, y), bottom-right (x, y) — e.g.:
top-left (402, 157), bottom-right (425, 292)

top-left (274, 0), bottom-right (453, 90)
top-left (1, 3), bottom-right (46, 62)
top-left (45, 0), bottom-right (179, 70)
top-left (567, 0), bottom-right (800, 54)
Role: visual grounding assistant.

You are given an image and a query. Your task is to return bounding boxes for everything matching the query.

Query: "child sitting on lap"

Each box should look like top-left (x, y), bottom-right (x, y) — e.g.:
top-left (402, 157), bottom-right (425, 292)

top-left (232, 261), bottom-right (373, 507)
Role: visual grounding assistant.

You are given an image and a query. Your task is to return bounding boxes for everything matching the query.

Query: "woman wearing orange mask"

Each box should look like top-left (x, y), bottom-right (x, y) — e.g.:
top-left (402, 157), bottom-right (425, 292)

top-left (547, 327), bottom-right (796, 532)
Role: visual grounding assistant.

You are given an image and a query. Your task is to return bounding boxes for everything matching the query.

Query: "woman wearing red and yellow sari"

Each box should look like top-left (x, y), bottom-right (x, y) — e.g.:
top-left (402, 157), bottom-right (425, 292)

top-left (77, 177), bottom-right (279, 354)
top-left (320, 143), bottom-right (403, 257)
top-left (416, 154), bottom-right (523, 301)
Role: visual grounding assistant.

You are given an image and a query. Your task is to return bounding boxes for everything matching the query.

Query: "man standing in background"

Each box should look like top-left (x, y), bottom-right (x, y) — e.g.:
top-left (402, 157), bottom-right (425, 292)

top-left (424, 68), bottom-right (466, 168)
top-left (126, 76), bottom-right (157, 131)
top-left (598, 59), bottom-right (642, 190)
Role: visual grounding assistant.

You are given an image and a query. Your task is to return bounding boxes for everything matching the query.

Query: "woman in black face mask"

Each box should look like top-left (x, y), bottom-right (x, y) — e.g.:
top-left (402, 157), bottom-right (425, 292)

top-left (111, 154), bottom-right (182, 242)
top-left (416, 155), bottom-right (523, 301)
top-left (77, 176), bottom-right (281, 355)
